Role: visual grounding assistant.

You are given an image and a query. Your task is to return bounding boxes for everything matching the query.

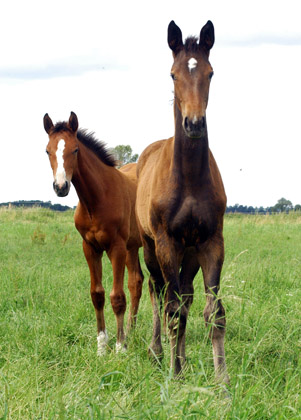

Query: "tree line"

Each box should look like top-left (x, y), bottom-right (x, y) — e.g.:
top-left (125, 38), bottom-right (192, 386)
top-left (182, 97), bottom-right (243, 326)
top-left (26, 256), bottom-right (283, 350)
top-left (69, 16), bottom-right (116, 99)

top-left (226, 198), bottom-right (301, 214)
top-left (0, 200), bottom-right (72, 212)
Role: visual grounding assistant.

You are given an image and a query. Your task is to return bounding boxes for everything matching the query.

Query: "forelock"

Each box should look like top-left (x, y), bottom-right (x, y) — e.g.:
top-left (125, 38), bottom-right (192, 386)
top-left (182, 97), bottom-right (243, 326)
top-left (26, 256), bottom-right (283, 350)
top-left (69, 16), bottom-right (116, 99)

top-left (184, 36), bottom-right (199, 53)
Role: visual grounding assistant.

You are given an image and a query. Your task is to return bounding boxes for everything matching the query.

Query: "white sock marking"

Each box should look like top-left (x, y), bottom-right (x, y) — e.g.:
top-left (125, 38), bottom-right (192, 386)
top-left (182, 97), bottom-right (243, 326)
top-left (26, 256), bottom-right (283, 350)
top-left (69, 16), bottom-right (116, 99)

top-left (116, 342), bottom-right (126, 353)
top-left (97, 330), bottom-right (108, 356)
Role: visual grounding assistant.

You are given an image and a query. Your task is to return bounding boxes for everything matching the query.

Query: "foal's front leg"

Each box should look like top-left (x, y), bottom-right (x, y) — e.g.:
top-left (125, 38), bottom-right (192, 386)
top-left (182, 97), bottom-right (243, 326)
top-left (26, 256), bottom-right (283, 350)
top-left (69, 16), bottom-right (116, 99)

top-left (83, 240), bottom-right (108, 356)
top-left (107, 239), bottom-right (127, 351)
top-left (155, 232), bottom-right (185, 376)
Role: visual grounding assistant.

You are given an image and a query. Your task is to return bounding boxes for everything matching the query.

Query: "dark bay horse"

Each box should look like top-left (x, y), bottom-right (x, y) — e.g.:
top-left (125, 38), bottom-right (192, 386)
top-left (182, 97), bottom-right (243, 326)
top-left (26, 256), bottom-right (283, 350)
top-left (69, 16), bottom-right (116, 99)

top-left (44, 112), bottom-right (143, 354)
top-left (136, 21), bottom-right (229, 383)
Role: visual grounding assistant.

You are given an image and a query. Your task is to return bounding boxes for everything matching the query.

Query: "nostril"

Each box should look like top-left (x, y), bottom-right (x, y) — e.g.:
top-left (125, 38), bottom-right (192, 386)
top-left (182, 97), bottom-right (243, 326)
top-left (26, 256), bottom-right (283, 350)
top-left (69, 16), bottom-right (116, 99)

top-left (184, 117), bottom-right (189, 131)
top-left (200, 117), bottom-right (206, 129)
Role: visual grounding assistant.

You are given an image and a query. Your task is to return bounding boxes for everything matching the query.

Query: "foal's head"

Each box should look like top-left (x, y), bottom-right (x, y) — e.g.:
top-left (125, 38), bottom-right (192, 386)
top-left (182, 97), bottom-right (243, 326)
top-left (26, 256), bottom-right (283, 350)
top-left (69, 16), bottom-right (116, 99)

top-left (168, 20), bottom-right (215, 139)
top-left (43, 112), bottom-right (79, 197)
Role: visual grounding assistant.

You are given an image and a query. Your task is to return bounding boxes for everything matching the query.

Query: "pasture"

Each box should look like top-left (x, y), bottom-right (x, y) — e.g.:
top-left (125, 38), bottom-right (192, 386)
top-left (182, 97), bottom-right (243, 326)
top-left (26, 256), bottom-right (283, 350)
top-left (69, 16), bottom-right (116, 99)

top-left (0, 208), bottom-right (300, 419)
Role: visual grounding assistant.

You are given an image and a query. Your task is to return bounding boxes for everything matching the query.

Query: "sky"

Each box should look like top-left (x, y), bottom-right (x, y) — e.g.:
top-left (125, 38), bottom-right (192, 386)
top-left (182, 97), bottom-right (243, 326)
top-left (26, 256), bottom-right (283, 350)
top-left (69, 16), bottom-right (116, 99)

top-left (0, 0), bottom-right (300, 208)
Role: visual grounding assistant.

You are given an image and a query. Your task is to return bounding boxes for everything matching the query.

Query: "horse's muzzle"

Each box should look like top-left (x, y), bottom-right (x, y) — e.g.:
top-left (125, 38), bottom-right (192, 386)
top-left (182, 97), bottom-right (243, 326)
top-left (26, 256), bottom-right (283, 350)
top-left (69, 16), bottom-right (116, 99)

top-left (53, 181), bottom-right (70, 197)
top-left (184, 116), bottom-right (207, 138)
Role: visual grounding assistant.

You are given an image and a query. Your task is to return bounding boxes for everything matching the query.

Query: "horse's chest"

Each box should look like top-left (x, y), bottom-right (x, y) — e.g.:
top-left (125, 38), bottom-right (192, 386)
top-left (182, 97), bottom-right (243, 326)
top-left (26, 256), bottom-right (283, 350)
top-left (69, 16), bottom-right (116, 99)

top-left (75, 214), bottom-right (111, 252)
top-left (168, 197), bottom-right (217, 245)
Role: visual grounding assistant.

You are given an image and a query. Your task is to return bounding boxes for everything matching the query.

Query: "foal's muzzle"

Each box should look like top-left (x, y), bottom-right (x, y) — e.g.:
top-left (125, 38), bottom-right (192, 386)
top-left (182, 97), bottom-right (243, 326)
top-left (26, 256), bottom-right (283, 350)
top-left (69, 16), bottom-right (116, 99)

top-left (184, 116), bottom-right (207, 138)
top-left (53, 181), bottom-right (70, 197)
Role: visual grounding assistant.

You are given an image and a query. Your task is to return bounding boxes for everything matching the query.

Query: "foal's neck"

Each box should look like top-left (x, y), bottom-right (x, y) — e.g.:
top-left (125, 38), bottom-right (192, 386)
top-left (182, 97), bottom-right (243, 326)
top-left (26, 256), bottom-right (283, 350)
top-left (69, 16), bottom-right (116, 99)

top-left (173, 105), bottom-right (210, 183)
top-left (72, 144), bottom-right (108, 214)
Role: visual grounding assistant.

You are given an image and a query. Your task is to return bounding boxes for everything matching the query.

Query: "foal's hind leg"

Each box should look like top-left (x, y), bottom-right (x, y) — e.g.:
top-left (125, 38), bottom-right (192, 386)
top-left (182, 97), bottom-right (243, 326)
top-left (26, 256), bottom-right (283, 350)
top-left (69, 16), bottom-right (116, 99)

top-left (125, 247), bottom-right (144, 331)
top-left (83, 241), bottom-right (108, 355)
top-left (107, 239), bottom-right (127, 351)
top-left (198, 236), bottom-right (229, 384)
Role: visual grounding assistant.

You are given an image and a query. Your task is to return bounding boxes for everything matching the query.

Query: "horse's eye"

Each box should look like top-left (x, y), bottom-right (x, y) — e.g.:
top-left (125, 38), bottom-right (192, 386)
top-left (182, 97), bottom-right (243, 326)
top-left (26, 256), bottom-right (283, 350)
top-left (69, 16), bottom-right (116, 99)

top-left (46, 150), bottom-right (50, 155)
top-left (73, 148), bottom-right (79, 155)
top-left (171, 73), bottom-right (176, 81)
top-left (209, 71), bottom-right (214, 80)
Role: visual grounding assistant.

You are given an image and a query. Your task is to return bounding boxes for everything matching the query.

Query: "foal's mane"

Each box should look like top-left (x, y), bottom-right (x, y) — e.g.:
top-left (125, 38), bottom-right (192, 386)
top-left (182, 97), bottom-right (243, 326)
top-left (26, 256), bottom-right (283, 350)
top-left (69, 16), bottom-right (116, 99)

top-left (51, 122), bottom-right (117, 167)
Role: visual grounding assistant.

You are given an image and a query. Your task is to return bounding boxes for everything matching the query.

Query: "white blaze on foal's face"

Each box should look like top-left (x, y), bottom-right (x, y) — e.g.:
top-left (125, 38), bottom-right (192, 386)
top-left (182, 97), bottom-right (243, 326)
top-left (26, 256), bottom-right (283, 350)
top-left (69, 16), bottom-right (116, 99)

top-left (55, 139), bottom-right (67, 187)
top-left (188, 57), bottom-right (198, 73)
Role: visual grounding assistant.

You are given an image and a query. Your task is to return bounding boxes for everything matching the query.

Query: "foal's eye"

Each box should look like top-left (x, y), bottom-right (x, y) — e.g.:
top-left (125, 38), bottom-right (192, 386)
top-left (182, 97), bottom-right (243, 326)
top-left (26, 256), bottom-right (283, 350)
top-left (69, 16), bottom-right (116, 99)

top-left (209, 71), bottom-right (214, 80)
top-left (46, 150), bottom-right (50, 155)
top-left (170, 73), bottom-right (176, 81)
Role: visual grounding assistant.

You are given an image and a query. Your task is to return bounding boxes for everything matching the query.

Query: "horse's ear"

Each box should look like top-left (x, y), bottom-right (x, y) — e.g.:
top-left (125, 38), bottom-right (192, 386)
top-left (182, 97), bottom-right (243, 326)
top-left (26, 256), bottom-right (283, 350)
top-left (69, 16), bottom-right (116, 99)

top-left (69, 111), bottom-right (78, 133)
top-left (168, 21), bottom-right (183, 55)
top-left (199, 20), bottom-right (215, 54)
top-left (43, 113), bottom-right (54, 134)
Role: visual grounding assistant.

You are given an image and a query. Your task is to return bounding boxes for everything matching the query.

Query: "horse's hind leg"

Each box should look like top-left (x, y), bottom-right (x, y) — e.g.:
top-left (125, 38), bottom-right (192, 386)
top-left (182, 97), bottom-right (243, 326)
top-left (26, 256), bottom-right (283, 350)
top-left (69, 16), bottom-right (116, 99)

top-left (83, 241), bottom-right (108, 356)
top-left (125, 247), bottom-right (144, 331)
top-left (198, 235), bottom-right (229, 384)
top-left (107, 240), bottom-right (127, 351)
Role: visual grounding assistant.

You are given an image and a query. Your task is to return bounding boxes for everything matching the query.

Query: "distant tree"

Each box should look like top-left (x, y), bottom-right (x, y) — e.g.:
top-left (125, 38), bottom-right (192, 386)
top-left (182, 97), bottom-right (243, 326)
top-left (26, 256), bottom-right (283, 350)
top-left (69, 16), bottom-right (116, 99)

top-left (294, 204), bottom-right (301, 211)
top-left (110, 145), bottom-right (138, 167)
top-left (272, 197), bottom-right (293, 213)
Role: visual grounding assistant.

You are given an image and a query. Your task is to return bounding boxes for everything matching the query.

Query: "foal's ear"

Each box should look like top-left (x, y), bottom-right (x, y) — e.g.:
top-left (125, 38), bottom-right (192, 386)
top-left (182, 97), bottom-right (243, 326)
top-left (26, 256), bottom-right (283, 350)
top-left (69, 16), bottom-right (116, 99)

top-left (43, 113), bottom-right (54, 134)
top-left (199, 20), bottom-right (215, 54)
top-left (168, 21), bottom-right (183, 55)
top-left (69, 111), bottom-right (78, 133)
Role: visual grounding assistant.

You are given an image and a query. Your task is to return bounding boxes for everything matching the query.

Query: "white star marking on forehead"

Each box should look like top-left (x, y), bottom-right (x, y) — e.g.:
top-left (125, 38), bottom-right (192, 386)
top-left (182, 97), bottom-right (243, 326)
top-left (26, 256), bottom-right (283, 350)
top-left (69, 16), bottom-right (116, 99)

top-left (188, 57), bottom-right (198, 73)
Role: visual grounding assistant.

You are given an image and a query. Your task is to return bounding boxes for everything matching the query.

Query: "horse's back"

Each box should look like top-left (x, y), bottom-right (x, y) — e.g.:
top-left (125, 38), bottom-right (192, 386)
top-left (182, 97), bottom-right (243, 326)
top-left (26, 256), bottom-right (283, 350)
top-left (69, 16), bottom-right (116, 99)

top-left (119, 162), bottom-right (137, 183)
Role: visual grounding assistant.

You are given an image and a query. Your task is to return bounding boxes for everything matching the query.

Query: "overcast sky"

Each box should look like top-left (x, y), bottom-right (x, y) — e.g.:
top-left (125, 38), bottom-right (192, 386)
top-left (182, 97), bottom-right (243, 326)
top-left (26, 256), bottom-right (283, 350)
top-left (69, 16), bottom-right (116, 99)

top-left (0, 0), bottom-right (300, 208)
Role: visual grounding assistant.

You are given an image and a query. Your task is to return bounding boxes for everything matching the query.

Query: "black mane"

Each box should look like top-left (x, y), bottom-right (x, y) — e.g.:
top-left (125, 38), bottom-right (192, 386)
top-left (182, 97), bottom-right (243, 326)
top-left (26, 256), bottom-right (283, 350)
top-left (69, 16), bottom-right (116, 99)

top-left (51, 122), bottom-right (117, 167)
top-left (77, 129), bottom-right (117, 167)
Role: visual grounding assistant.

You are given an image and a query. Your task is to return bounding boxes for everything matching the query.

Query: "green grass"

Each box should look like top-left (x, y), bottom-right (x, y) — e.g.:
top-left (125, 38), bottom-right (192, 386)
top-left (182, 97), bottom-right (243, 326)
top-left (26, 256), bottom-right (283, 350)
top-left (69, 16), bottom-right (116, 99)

top-left (0, 208), bottom-right (300, 419)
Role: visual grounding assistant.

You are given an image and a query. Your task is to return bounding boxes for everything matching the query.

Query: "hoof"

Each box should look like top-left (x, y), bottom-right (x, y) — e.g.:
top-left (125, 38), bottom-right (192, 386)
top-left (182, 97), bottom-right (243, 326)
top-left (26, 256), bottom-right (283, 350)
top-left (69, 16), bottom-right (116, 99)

top-left (97, 330), bottom-right (108, 356)
top-left (148, 345), bottom-right (164, 364)
top-left (116, 342), bottom-right (127, 353)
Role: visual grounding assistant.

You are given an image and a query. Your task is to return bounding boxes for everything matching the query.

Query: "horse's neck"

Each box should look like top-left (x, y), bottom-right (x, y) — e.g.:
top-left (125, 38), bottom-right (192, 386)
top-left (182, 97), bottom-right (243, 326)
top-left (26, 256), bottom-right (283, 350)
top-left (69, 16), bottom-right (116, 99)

top-left (172, 106), bottom-right (210, 186)
top-left (72, 145), bottom-right (108, 214)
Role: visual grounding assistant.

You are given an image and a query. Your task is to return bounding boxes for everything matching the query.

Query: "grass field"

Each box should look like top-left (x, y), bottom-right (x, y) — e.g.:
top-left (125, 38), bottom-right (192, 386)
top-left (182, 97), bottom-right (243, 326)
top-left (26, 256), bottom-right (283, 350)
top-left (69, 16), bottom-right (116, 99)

top-left (0, 208), bottom-right (300, 419)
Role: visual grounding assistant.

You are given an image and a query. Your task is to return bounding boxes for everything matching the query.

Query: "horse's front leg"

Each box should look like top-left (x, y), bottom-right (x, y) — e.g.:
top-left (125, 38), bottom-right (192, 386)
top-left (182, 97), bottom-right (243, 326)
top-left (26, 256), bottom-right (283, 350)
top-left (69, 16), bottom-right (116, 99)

top-left (82, 240), bottom-right (108, 356)
top-left (107, 239), bottom-right (127, 351)
top-left (142, 234), bottom-right (165, 362)
top-left (178, 248), bottom-right (200, 365)
top-left (198, 234), bottom-right (230, 385)
top-left (155, 231), bottom-right (185, 376)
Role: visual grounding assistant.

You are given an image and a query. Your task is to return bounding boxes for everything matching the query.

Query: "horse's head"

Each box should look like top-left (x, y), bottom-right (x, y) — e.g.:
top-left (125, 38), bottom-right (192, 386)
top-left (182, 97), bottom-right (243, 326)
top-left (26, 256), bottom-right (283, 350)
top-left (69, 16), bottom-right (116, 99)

top-left (43, 112), bottom-right (79, 197)
top-left (168, 20), bottom-right (215, 139)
